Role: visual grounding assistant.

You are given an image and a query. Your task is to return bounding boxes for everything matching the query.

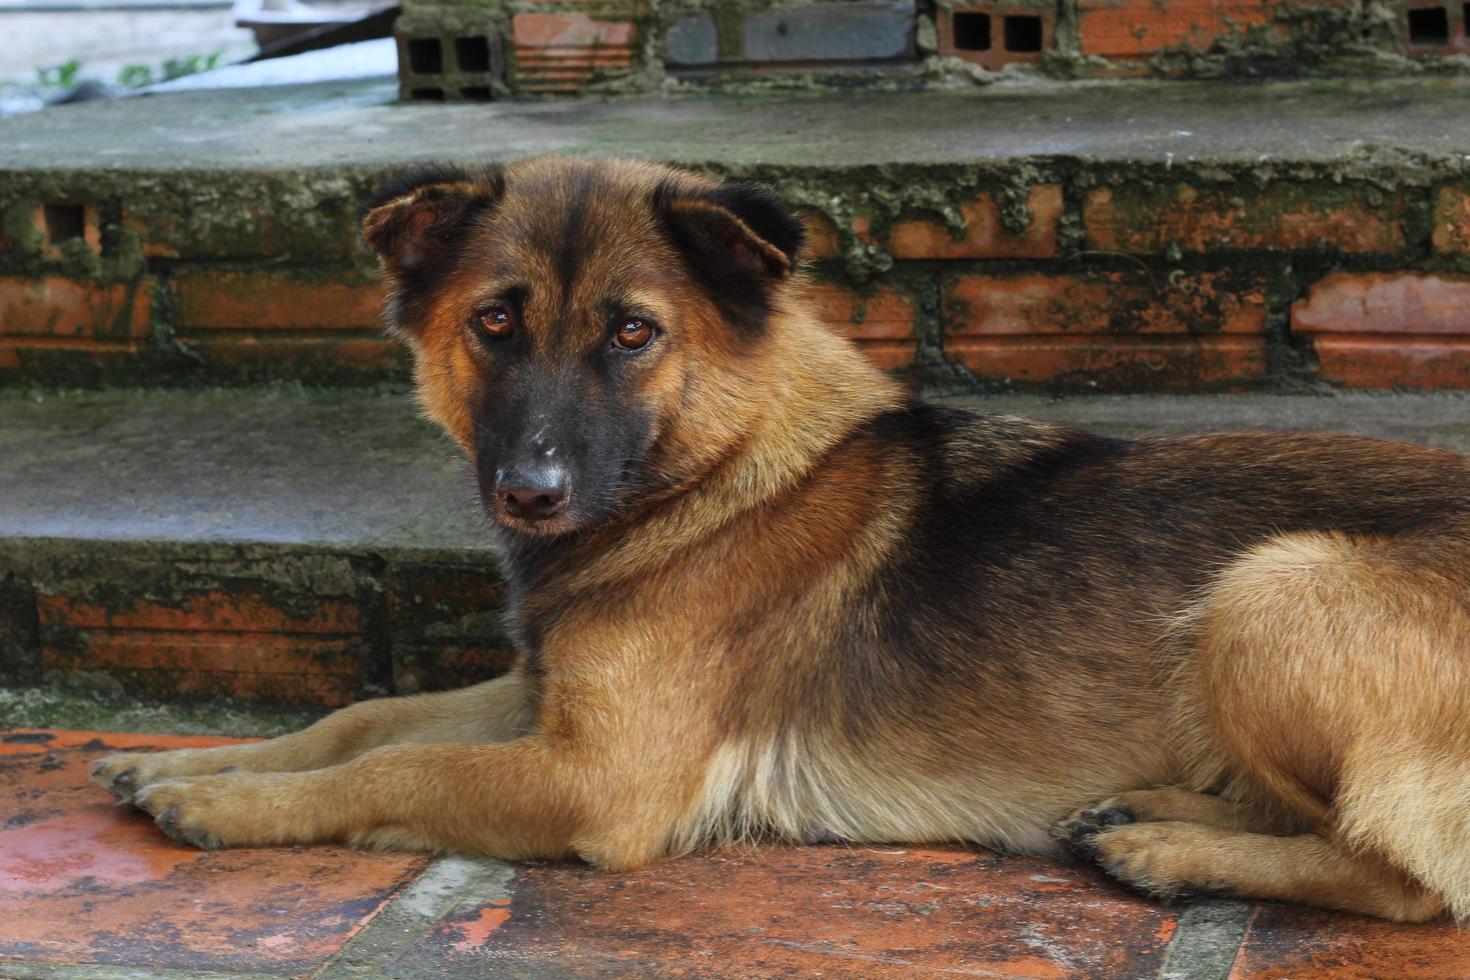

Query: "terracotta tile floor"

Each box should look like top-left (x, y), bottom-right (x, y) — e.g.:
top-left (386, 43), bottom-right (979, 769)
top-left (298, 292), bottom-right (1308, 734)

top-left (3, 728), bottom-right (1468, 979)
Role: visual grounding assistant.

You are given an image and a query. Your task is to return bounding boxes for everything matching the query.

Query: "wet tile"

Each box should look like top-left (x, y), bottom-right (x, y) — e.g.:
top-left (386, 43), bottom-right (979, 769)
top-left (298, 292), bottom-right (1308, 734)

top-left (0, 728), bottom-right (430, 977)
top-left (1231, 904), bottom-right (1470, 979)
top-left (393, 844), bottom-right (1179, 978)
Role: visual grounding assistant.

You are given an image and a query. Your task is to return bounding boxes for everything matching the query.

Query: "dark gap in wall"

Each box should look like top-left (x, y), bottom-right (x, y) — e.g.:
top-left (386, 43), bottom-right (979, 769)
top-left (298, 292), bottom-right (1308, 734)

top-left (952, 12), bottom-right (991, 51)
top-left (411, 87), bottom-right (445, 101)
top-left (408, 38), bottom-right (444, 73)
top-left (1407, 6), bottom-right (1450, 45)
top-left (43, 203), bottom-right (84, 245)
top-left (1004, 15), bottom-right (1044, 52)
top-left (455, 37), bottom-right (491, 72)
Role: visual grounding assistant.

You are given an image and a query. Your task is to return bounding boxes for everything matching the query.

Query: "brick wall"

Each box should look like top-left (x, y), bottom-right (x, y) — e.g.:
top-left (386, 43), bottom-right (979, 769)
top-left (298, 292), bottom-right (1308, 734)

top-left (798, 166), bottom-right (1469, 392)
top-left (390, 0), bottom-right (1470, 99)
top-left (2, 162), bottom-right (1468, 392)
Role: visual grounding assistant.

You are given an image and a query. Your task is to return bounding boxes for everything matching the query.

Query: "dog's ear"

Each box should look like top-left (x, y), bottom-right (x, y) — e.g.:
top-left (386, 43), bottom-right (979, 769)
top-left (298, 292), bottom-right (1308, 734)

top-left (360, 165), bottom-right (506, 273)
top-left (657, 180), bottom-right (805, 282)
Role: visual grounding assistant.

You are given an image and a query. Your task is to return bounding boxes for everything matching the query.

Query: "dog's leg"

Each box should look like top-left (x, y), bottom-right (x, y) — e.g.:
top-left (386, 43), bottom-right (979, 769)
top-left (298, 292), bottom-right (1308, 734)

top-left (124, 736), bottom-right (675, 868)
top-left (93, 669), bottom-right (535, 802)
top-left (1149, 527), bottom-right (1470, 922)
top-left (1077, 821), bottom-right (1442, 922)
top-left (1052, 786), bottom-right (1290, 842)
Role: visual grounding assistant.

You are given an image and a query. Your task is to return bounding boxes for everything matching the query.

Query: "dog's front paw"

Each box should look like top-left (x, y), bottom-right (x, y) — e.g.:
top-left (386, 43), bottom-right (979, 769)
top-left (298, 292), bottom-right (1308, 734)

top-left (91, 748), bottom-right (240, 804)
top-left (1051, 797), bottom-right (1137, 857)
top-left (133, 772), bottom-right (316, 850)
top-left (91, 752), bottom-right (149, 802)
top-left (1088, 823), bottom-right (1232, 902)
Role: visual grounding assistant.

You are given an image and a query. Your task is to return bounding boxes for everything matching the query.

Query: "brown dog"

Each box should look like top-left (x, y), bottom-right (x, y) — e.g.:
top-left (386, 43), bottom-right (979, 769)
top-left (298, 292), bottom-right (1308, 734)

top-left (92, 157), bottom-right (1470, 923)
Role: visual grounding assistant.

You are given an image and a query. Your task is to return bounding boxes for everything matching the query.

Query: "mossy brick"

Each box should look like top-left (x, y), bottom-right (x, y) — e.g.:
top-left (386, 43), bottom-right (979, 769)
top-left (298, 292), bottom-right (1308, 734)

top-left (807, 280), bottom-right (920, 369)
top-left (942, 270), bottom-right (1268, 392)
top-left (0, 276), bottom-right (151, 340)
top-left (888, 184), bottom-right (1062, 260)
top-left (1083, 182), bottom-right (1405, 254)
top-left (0, 570), bottom-right (40, 681)
top-left (117, 175), bottom-right (367, 260)
top-left (386, 559), bottom-right (516, 694)
top-left (171, 267), bottom-right (384, 332)
top-left (1433, 184), bottom-right (1470, 253)
top-left (179, 334), bottom-right (409, 385)
top-left (36, 590), bottom-right (369, 706)
top-left (1292, 271), bottom-right (1470, 389)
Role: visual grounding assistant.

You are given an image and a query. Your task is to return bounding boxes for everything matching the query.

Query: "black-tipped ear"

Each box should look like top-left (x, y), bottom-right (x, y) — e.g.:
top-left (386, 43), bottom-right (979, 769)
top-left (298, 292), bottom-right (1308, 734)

top-left (360, 165), bottom-right (506, 273)
top-left (657, 179), bottom-right (805, 281)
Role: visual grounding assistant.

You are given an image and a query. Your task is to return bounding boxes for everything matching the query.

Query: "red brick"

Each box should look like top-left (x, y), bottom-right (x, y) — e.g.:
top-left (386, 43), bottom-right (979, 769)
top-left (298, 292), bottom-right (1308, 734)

top-left (943, 271), bottom-right (1267, 389)
top-left (938, 3), bottom-right (1057, 69)
top-left (397, 845), bottom-right (1179, 977)
top-left (807, 281), bottom-right (919, 369)
top-left (1077, 0), bottom-right (1350, 59)
top-left (1309, 337), bottom-right (1470, 389)
top-left (945, 270), bottom-right (1266, 336)
top-left (171, 269), bottom-right (383, 331)
top-left (38, 592), bottom-right (359, 635)
top-left (1230, 903), bottom-right (1470, 979)
top-left (889, 184), bottom-right (1061, 260)
top-left (1293, 272), bottom-right (1470, 336)
top-left (0, 729), bottom-right (428, 974)
top-left (1292, 272), bottom-right (1470, 388)
top-left (0, 277), bottom-right (150, 340)
top-left (513, 12), bottom-right (637, 94)
top-left (1433, 185), bottom-right (1470, 253)
top-left (1084, 184), bottom-right (1405, 254)
top-left (37, 591), bottom-right (365, 706)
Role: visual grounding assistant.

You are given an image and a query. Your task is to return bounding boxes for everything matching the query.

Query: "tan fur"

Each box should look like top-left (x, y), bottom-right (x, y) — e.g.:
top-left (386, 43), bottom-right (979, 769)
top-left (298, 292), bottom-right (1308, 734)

top-left (91, 157), bottom-right (1470, 923)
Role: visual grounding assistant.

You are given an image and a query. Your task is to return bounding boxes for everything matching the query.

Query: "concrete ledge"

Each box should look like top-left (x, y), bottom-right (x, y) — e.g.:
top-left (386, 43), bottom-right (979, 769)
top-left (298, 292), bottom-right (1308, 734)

top-left (2, 387), bottom-right (1467, 705)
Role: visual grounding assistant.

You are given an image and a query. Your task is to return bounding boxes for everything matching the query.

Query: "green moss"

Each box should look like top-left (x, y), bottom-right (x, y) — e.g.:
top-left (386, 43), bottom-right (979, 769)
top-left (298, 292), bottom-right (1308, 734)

top-left (0, 684), bottom-right (324, 737)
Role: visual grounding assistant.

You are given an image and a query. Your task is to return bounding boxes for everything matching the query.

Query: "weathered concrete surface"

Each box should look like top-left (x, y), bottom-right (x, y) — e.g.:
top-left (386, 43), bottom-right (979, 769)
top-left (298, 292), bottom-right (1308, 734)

top-left (2, 387), bottom-right (1466, 555)
top-left (4, 388), bottom-right (1467, 549)
top-left (0, 388), bottom-right (483, 550)
top-left (3, 75), bottom-right (1470, 173)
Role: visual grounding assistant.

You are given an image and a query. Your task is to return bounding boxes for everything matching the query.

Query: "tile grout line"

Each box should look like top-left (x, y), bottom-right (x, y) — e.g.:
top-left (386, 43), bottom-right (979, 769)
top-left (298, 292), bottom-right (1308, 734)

top-left (1157, 899), bottom-right (1257, 980)
top-left (310, 855), bottom-right (517, 979)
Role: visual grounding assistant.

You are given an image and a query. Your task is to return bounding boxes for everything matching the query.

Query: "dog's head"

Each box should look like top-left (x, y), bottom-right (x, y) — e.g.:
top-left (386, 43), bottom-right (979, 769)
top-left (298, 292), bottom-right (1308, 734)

top-left (361, 157), bottom-right (806, 538)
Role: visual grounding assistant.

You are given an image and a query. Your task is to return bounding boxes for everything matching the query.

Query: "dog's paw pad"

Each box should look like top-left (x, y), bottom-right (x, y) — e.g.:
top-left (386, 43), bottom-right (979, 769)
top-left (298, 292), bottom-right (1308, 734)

top-left (1052, 800), bottom-right (1136, 856)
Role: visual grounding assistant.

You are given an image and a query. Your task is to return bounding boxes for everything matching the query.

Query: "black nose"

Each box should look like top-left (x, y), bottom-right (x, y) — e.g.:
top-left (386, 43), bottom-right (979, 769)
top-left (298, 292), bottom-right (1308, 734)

top-left (495, 465), bottom-right (569, 522)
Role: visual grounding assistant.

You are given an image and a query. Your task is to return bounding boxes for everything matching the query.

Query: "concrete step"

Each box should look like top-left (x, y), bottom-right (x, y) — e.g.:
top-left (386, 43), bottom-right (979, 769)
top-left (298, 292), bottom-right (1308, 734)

top-left (6, 724), bottom-right (1470, 977)
top-left (1, 77), bottom-right (1468, 392)
top-left (3, 386), bottom-right (1468, 707)
top-left (0, 387), bottom-right (508, 707)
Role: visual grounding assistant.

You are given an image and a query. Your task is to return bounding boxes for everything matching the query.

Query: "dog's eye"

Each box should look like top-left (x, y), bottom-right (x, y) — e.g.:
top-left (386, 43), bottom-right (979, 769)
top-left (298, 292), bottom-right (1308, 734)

top-left (472, 305), bottom-right (514, 341)
top-left (613, 319), bottom-right (654, 351)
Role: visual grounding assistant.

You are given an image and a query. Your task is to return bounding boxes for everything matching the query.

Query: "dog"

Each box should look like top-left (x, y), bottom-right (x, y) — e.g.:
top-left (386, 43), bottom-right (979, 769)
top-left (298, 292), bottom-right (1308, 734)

top-left (91, 156), bottom-right (1470, 923)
